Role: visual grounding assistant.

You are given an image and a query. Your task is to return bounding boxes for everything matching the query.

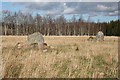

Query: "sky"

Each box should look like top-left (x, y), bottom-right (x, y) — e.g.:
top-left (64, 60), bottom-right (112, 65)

top-left (1, 1), bottom-right (119, 23)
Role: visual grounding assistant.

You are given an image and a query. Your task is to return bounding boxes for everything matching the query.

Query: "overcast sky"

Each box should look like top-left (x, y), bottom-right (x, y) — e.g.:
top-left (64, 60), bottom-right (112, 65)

top-left (2, 1), bottom-right (119, 22)
top-left (2, 0), bottom-right (120, 2)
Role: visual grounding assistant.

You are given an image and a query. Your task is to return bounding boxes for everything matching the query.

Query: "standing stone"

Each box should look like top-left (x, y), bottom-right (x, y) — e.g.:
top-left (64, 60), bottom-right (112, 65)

top-left (96, 31), bottom-right (104, 41)
top-left (28, 32), bottom-right (44, 44)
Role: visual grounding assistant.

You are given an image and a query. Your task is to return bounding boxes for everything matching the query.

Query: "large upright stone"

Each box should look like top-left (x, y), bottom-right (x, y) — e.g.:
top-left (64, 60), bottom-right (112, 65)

top-left (96, 31), bottom-right (104, 41)
top-left (28, 32), bottom-right (44, 44)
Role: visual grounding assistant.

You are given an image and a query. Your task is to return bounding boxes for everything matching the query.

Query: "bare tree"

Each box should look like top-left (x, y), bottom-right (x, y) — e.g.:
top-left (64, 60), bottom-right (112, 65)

top-left (2, 10), bottom-right (11, 35)
top-left (71, 15), bottom-right (77, 35)
top-left (87, 15), bottom-right (91, 36)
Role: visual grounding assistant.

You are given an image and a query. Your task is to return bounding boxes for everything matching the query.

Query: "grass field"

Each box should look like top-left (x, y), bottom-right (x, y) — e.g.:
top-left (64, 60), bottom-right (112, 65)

top-left (1, 36), bottom-right (118, 78)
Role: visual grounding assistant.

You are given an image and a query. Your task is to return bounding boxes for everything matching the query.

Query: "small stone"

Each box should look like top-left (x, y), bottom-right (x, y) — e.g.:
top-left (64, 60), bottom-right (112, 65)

top-left (43, 49), bottom-right (48, 52)
top-left (88, 36), bottom-right (95, 41)
top-left (15, 42), bottom-right (25, 49)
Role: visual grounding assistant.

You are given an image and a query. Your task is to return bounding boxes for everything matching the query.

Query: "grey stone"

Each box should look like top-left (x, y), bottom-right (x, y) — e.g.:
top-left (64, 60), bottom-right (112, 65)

top-left (28, 32), bottom-right (44, 44)
top-left (96, 31), bottom-right (104, 41)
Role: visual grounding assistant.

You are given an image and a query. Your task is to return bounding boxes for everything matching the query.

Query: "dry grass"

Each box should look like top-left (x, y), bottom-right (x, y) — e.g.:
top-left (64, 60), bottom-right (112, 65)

top-left (1, 36), bottom-right (118, 78)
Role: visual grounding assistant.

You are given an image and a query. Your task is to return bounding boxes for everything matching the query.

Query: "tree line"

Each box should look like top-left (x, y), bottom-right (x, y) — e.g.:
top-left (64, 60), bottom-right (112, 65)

top-left (1, 10), bottom-right (120, 36)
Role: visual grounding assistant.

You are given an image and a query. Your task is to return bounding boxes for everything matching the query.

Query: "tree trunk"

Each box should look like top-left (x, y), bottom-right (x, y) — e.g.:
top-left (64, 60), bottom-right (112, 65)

top-left (11, 27), bottom-right (13, 35)
top-left (88, 24), bottom-right (90, 36)
top-left (4, 24), bottom-right (7, 35)
top-left (81, 27), bottom-right (83, 36)
top-left (73, 25), bottom-right (76, 35)
top-left (16, 25), bottom-right (19, 35)
top-left (93, 25), bottom-right (94, 36)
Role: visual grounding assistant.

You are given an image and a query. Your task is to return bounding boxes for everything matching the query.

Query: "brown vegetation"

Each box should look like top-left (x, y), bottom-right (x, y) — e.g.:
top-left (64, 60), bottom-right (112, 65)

top-left (1, 36), bottom-right (118, 78)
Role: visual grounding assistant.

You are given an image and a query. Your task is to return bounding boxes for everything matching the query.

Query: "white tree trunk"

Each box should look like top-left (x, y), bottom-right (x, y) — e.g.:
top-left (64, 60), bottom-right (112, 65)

top-left (16, 26), bottom-right (19, 35)
top-left (4, 25), bottom-right (7, 35)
